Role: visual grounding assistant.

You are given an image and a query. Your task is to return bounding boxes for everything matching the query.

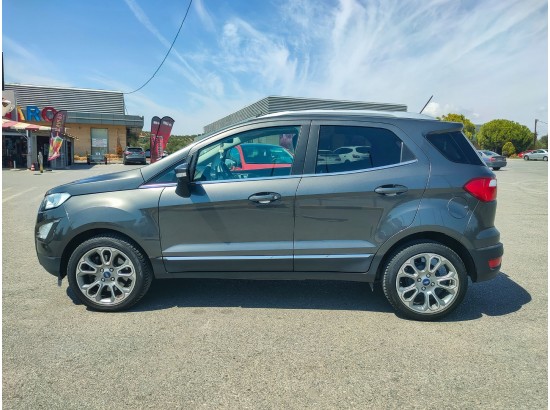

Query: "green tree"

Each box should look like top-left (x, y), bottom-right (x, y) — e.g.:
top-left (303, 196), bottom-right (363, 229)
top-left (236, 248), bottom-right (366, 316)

top-left (537, 135), bottom-right (548, 149)
top-left (501, 141), bottom-right (516, 157)
top-left (439, 113), bottom-right (476, 141)
top-left (166, 135), bottom-right (196, 153)
top-left (477, 119), bottom-right (532, 154)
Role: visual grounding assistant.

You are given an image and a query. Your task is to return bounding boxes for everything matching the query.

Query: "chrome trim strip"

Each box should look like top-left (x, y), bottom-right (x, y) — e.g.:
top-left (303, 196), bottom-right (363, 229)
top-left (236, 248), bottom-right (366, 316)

top-left (294, 254), bottom-right (372, 259)
top-left (164, 255), bottom-right (293, 261)
top-left (163, 254), bottom-right (372, 261)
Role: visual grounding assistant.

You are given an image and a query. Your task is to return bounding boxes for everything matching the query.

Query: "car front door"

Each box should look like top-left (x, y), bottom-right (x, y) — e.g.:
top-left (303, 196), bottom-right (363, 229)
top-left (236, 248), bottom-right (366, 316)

top-left (158, 122), bottom-right (308, 273)
top-left (294, 121), bottom-right (429, 273)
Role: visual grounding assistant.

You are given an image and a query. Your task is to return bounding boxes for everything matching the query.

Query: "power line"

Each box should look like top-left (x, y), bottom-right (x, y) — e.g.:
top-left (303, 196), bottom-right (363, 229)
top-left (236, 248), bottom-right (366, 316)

top-left (124, 0), bottom-right (193, 95)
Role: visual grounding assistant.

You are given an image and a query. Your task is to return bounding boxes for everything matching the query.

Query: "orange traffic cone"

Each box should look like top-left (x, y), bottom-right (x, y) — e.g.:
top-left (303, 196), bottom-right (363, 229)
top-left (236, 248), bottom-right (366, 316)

top-left (30, 163), bottom-right (35, 171)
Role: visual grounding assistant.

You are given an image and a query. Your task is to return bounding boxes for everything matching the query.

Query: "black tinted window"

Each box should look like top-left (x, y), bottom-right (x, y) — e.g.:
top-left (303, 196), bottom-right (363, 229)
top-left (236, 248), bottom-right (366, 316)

top-left (316, 126), bottom-right (415, 174)
top-left (426, 131), bottom-right (483, 165)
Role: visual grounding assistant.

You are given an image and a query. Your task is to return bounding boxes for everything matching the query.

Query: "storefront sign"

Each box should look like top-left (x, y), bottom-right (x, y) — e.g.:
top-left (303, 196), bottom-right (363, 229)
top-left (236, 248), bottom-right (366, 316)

top-left (5, 105), bottom-right (58, 122)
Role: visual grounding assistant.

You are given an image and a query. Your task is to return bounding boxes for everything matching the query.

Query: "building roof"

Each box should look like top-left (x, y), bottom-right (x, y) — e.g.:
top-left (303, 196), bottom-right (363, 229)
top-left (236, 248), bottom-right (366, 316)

top-left (203, 95), bottom-right (407, 134)
top-left (4, 83), bottom-right (143, 129)
top-left (5, 83), bottom-right (125, 114)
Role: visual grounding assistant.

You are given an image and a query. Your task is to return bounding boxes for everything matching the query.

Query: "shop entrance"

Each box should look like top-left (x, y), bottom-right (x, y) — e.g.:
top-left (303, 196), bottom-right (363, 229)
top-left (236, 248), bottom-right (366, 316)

top-left (3, 134), bottom-right (28, 168)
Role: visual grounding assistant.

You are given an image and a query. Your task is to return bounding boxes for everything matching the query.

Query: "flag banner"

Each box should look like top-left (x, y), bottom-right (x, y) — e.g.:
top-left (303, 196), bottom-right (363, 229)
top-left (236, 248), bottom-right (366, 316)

top-left (150, 116), bottom-right (161, 163)
top-left (47, 110), bottom-right (68, 161)
top-left (157, 116), bottom-right (175, 152)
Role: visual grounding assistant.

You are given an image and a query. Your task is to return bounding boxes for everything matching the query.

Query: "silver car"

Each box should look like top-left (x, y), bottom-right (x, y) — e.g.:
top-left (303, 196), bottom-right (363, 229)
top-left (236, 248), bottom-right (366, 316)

top-left (523, 149), bottom-right (548, 161)
top-left (477, 150), bottom-right (507, 170)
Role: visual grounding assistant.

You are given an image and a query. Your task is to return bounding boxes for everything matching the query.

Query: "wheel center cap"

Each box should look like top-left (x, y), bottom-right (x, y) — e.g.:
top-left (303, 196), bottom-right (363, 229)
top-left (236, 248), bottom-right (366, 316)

top-left (422, 278), bottom-right (430, 286)
top-left (103, 271), bottom-right (112, 279)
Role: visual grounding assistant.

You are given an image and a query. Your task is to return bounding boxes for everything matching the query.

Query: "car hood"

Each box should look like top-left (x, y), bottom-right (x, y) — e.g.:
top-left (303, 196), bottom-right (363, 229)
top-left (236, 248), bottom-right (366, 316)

top-left (46, 168), bottom-right (145, 196)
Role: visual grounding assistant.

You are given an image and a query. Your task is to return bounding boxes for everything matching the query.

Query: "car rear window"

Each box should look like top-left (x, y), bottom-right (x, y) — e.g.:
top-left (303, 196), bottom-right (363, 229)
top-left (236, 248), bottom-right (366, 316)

top-left (127, 148), bottom-right (142, 152)
top-left (426, 131), bottom-right (483, 165)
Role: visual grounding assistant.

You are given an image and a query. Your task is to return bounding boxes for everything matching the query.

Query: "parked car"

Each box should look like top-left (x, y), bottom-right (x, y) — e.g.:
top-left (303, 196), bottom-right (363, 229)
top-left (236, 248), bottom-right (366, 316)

top-left (35, 110), bottom-right (502, 320)
top-left (518, 150), bottom-right (534, 158)
top-left (224, 143), bottom-right (293, 176)
top-left (333, 146), bottom-right (372, 166)
top-left (477, 150), bottom-right (507, 170)
top-left (86, 152), bottom-right (107, 165)
top-left (123, 147), bottom-right (146, 165)
top-left (523, 149), bottom-right (548, 161)
top-left (317, 150), bottom-right (342, 166)
top-left (145, 149), bottom-right (151, 159)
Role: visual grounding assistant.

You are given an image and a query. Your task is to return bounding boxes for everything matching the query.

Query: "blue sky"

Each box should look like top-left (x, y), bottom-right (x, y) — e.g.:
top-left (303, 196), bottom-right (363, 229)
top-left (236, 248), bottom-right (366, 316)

top-left (2, 0), bottom-right (548, 136)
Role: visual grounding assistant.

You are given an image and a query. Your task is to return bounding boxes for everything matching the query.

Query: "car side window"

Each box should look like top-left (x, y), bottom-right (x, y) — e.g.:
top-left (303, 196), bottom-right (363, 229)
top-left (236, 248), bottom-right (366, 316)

top-left (193, 126), bottom-right (300, 182)
top-left (315, 125), bottom-right (415, 174)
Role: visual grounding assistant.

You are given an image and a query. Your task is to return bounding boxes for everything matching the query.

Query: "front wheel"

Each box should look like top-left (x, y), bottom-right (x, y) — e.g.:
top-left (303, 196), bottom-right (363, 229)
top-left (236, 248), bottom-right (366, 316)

top-left (382, 242), bottom-right (468, 321)
top-left (67, 235), bottom-right (153, 312)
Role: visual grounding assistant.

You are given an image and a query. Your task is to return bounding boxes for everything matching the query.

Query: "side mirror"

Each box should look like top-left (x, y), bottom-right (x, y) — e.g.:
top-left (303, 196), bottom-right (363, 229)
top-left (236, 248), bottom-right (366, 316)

top-left (175, 163), bottom-right (191, 197)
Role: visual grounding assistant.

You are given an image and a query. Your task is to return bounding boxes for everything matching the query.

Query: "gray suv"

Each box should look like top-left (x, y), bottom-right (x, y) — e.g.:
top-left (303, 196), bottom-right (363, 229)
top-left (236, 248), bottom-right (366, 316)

top-left (35, 110), bottom-right (503, 320)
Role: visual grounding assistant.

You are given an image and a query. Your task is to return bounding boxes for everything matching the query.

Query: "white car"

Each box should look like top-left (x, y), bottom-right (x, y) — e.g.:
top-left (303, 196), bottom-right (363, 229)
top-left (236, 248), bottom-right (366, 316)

top-left (333, 146), bottom-right (372, 164)
top-left (523, 149), bottom-right (548, 161)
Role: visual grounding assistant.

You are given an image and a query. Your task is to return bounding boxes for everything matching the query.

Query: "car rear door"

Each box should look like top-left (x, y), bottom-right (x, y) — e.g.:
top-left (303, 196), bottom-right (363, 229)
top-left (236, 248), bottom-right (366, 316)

top-left (294, 120), bottom-right (429, 273)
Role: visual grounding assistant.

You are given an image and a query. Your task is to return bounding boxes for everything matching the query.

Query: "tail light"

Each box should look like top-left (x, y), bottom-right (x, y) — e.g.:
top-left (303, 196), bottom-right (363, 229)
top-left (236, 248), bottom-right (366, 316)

top-left (464, 177), bottom-right (497, 202)
top-left (489, 157), bottom-right (495, 162)
top-left (124, 151), bottom-right (131, 155)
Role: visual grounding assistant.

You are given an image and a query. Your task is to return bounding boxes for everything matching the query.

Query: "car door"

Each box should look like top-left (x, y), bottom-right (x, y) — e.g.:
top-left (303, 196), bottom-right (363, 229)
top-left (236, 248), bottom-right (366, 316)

top-left (158, 122), bottom-right (308, 273)
top-left (294, 120), bottom-right (429, 273)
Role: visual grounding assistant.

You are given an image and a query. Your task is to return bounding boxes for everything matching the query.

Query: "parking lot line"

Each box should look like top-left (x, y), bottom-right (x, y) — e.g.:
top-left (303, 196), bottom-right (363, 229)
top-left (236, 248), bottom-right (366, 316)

top-left (3, 187), bottom-right (37, 203)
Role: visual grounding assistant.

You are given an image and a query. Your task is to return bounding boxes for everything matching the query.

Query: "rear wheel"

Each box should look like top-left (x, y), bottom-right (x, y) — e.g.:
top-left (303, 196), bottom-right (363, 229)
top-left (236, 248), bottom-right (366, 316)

top-left (524, 156), bottom-right (529, 161)
top-left (382, 242), bottom-right (468, 321)
top-left (492, 167), bottom-right (501, 170)
top-left (67, 235), bottom-right (153, 312)
top-left (544, 156), bottom-right (548, 161)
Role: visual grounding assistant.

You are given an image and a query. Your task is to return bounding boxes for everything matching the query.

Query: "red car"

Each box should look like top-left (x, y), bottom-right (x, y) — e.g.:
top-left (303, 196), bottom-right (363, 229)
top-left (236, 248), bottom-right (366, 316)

top-left (227, 143), bottom-right (293, 171)
top-left (518, 150), bottom-right (534, 158)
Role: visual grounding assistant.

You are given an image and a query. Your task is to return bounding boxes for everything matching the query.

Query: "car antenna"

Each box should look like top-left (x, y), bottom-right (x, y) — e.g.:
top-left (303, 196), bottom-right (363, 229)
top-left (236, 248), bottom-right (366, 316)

top-left (419, 95), bottom-right (433, 114)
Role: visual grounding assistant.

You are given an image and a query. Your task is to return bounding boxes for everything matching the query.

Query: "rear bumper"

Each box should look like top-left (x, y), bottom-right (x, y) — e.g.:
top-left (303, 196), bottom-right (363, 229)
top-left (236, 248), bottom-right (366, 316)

top-left (471, 242), bottom-right (504, 282)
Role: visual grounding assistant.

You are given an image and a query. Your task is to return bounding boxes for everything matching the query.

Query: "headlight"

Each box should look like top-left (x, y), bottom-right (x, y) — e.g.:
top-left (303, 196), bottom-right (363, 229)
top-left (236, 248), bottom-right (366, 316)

top-left (42, 193), bottom-right (71, 210)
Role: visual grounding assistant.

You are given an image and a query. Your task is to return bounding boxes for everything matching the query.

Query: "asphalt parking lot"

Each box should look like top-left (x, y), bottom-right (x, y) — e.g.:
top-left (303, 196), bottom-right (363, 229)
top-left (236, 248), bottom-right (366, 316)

top-left (2, 160), bottom-right (547, 409)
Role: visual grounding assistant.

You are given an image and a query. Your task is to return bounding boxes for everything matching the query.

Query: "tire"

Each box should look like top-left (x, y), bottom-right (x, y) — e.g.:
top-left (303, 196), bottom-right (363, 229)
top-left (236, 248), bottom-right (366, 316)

top-left (492, 167), bottom-right (500, 171)
top-left (544, 156), bottom-right (548, 162)
top-left (382, 241), bottom-right (468, 321)
top-left (67, 234), bottom-right (153, 312)
top-left (524, 156), bottom-right (529, 161)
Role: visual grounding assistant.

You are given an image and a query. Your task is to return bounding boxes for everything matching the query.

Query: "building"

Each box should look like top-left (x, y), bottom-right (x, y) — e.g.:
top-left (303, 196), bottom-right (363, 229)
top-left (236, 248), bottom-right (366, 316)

top-left (202, 95), bottom-right (408, 135)
top-left (2, 84), bottom-right (143, 169)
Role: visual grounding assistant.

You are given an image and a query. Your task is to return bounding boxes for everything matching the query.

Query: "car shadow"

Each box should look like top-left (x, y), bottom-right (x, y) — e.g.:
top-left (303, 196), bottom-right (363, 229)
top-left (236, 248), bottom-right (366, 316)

top-left (440, 272), bottom-right (531, 321)
top-left (66, 271), bottom-right (530, 321)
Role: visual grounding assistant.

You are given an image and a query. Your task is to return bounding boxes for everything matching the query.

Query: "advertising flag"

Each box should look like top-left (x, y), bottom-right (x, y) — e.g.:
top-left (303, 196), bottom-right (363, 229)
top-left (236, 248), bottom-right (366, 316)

top-left (157, 116), bottom-right (175, 151)
top-left (150, 116), bottom-right (161, 163)
top-left (47, 110), bottom-right (68, 161)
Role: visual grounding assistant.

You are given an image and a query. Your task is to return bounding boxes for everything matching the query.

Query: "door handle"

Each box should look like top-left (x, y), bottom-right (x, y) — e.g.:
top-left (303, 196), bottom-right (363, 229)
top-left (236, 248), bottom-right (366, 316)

top-left (374, 185), bottom-right (408, 196)
top-left (248, 192), bottom-right (282, 204)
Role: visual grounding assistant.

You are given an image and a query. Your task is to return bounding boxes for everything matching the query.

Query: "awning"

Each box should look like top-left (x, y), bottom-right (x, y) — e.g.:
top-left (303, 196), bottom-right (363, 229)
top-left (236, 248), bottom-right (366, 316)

top-left (2, 118), bottom-right (51, 131)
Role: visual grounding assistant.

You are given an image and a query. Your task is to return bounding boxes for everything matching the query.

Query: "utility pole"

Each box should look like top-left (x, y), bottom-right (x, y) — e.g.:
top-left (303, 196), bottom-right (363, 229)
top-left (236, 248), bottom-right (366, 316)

top-left (534, 119), bottom-right (538, 148)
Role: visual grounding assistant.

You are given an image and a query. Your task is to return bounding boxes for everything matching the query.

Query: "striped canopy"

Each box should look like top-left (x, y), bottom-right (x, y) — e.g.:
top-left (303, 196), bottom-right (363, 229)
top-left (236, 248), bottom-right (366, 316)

top-left (2, 118), bottom-right (51, 131)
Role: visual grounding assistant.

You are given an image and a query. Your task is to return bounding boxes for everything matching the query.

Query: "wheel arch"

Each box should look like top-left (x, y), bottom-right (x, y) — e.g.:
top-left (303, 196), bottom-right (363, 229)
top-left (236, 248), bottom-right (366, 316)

top-left (59, 228), bottom-right (154, 280)
top-left (372, 231), bottom-right (477, 282)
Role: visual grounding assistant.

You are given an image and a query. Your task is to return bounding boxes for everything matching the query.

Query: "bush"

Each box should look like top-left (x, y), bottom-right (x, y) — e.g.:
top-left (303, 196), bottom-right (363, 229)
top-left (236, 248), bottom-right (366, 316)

top-left (502, 141), bottom-right (516, 157)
